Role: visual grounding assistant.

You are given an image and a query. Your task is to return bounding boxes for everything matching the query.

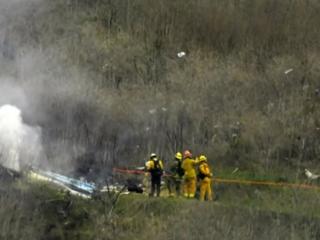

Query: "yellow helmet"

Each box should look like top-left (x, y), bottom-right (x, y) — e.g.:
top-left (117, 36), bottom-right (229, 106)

top-left (150, 153), bottom-right (157, 159)
top-left (199, 155), bottom-right (207, 162)
top-left (175, 152), bottom-right (183, 160)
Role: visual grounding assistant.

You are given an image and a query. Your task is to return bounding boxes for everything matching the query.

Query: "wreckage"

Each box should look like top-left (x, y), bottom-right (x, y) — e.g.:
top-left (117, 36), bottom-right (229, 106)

top-left (0, 163), bottom-right (145, 198)
top-left (0, 164), bottom-right (20, 182)
top-left (29, 167), bottom-right (97, 198)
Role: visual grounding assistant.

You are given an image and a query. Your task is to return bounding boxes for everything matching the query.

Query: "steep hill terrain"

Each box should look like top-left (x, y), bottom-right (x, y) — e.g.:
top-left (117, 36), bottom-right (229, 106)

top-left (0, 1), bottom-right (320, 239)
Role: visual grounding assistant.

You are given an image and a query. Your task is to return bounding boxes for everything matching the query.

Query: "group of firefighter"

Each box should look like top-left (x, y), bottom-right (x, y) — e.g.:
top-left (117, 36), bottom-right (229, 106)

top-left (145, 150), bottom-right (213, 201)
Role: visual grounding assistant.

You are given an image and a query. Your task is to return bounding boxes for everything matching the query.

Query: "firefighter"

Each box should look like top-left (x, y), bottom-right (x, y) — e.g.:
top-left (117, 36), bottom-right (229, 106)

top-left (182, 150), bottom-right (198, 198)
top-left (167, 152), bottom-right (184, 196)
top-left (198, 155), bottom-right (213, 201)
top-left (146, 153), bottom-right (164, 197)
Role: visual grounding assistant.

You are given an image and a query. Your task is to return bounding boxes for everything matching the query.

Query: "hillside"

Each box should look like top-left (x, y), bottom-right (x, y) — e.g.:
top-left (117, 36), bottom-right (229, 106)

top-left (0, 1), bottom-right (320, 239)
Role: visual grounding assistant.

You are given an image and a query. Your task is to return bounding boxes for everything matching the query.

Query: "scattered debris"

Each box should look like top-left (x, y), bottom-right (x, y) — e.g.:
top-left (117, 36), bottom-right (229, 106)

top-left (149, 109), bottom-right (156, 114)
top-left (284, 68), bottom-right (293, 75)
top-left (231, 168), bottom-right (239, 174)
top-left (305, 169), bottom-right (320, 180)
top-left (177, 51), bottom-right (186, 58)
top-left (126, 179), bottom-right (143, 194)
top-left (100, 184), bottom-right (126, 193)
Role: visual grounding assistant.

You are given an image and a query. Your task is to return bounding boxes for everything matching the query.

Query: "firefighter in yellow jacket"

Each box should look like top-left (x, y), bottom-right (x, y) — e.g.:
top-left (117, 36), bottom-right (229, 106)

top-left (145, 153), bottom-right (164, 197)
top-left (167, 152), bottom-right (184, 196)
top-left (198, 155), bottom-right (213, 201)
top-left (182, 150), bottom-right (198, 198)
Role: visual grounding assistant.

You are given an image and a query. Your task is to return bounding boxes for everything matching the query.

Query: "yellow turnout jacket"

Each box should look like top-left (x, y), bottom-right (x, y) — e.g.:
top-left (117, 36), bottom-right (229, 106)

top-left (182, 157), bottom-right (198, 179)
top-left (199, 162), bottom-right (212, 182)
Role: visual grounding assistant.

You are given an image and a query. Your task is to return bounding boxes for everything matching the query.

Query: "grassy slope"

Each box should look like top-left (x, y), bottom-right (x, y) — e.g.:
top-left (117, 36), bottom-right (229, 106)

top-left (1, 177), bottom-right (320, 240)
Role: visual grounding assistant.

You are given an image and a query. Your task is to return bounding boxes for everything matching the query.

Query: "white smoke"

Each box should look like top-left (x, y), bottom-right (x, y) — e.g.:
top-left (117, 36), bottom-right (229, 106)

top-left (0, 0), bottom-right (101, 174)
top-left (0, 104), bottom-right (43, 171)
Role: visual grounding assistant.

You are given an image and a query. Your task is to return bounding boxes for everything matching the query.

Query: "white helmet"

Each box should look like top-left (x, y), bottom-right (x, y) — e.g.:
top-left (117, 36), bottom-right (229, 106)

top-left (150, 153), bottom-right (157, 159)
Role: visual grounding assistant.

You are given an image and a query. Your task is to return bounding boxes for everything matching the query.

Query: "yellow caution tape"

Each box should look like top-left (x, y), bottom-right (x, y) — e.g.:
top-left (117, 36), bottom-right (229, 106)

top-left (113, 168), bottom-right (320, 191)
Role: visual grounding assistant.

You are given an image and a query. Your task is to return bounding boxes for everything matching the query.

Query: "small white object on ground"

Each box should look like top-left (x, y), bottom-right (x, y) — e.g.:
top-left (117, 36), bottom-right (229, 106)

top-left (305, 169), bottom-right (320, 180)
top-left (284, 68), bottom-right (293, 75)
top-left (231, 168), bottom-right (239, 174)
top-left (177, 51), bottom-right (186, 58)
top-left (149, 109), bottom-right (156, 114)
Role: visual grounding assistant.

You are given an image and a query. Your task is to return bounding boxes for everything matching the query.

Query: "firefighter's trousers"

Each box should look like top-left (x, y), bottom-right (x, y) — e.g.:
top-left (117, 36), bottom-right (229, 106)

top-left (199, 178), bottom-right (213, 201)
top-left (183, 177), bottom-right (196, 198)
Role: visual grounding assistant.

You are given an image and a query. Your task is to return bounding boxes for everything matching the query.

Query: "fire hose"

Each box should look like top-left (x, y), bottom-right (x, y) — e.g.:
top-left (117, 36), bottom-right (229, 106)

top-left (113, 168), bottom-right (320, 191)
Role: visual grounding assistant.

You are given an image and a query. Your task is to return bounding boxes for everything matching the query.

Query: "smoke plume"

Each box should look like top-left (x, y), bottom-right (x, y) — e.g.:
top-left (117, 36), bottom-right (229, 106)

top-left (0, 104), bottom-right (43, 171)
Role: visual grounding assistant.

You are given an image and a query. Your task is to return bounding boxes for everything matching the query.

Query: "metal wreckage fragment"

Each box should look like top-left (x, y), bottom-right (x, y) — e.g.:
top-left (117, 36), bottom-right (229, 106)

top-left (0, 163), bottom-right (134, 198)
